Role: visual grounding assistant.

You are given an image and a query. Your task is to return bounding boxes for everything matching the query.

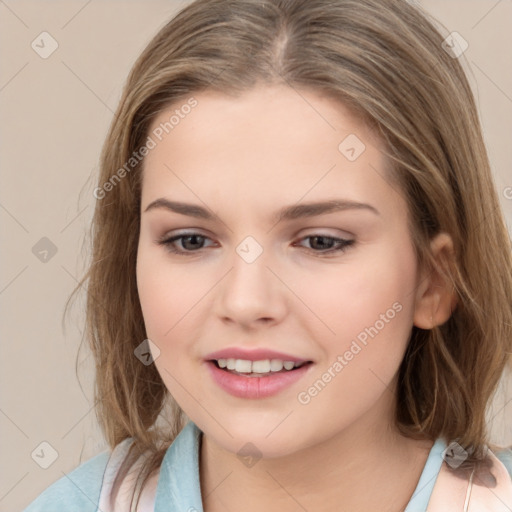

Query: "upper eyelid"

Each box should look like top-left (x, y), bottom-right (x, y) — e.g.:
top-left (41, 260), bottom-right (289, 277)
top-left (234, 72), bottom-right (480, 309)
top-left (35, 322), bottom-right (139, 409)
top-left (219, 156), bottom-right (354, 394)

top-left (159, 232), bottom-right (354, 249)
top-left (159, 226), bottom-right (355, 239)
top-left (160, 234), bottom-right (354, 261)
top-left (159, 231), bottom-right (354, 242)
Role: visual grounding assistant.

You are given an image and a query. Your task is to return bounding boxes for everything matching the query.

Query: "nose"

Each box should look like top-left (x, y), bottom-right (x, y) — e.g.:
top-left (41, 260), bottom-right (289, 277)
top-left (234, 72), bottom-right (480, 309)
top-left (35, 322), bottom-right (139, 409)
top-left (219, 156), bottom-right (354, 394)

top-left (215, 248), bottom-right (288, 330)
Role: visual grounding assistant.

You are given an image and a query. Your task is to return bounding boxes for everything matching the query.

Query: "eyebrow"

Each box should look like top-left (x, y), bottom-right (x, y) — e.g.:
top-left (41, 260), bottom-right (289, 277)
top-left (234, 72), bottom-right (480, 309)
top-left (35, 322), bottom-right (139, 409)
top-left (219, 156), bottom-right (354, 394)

top-left (144, 198), bottom-right (380, 223)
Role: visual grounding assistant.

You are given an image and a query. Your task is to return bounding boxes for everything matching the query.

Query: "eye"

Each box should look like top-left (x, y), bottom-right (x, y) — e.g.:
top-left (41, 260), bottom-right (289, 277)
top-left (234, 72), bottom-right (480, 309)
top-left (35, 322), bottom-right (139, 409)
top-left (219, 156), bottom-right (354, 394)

top-left (157, 232), bottom-right (216, 255)
top-left (295, 235), bottom-right (355, 255)
top-left (156, 232), bottom-right (355, 256)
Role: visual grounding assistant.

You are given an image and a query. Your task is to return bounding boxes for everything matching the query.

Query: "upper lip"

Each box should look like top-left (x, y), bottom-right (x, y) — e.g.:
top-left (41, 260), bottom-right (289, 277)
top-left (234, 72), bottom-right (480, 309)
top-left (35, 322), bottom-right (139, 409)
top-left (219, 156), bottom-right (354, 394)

top-left (205, 347), bottom-right (312, 364)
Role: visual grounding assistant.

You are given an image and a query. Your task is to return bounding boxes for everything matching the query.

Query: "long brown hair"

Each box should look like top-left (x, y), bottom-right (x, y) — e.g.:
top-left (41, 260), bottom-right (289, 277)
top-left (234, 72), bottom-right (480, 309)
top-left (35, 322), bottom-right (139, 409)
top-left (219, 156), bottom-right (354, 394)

top-left (67, 0), bottom-right (512, 509)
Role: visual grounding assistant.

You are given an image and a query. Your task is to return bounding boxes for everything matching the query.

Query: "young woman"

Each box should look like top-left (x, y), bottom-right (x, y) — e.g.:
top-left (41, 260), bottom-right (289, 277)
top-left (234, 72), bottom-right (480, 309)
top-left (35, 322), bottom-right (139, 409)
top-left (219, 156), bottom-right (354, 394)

top-left (24, 0), bottom-right (512, 510)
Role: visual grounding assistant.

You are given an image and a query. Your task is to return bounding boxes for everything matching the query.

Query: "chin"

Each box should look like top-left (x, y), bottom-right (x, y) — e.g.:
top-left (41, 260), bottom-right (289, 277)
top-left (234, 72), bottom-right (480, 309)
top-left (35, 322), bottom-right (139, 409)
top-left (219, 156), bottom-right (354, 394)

top-left (200, 416), bottom-right (312, 460)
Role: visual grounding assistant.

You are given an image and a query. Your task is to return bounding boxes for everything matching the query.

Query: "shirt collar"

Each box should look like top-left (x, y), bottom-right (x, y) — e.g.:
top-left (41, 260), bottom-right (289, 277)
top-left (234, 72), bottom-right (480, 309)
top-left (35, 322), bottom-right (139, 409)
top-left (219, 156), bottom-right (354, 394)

top-left (155, 421), bottom-right (204, 512)
top-left (155, 420), bottom-right (446, 512)
top-left (405, 438), bottom-right (447, 511)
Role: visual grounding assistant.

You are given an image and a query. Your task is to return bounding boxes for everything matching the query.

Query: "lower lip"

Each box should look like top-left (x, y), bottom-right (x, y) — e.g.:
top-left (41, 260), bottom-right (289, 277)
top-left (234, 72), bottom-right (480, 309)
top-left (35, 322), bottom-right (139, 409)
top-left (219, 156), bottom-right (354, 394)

top-left (205, 361), bottom-right (313, 399)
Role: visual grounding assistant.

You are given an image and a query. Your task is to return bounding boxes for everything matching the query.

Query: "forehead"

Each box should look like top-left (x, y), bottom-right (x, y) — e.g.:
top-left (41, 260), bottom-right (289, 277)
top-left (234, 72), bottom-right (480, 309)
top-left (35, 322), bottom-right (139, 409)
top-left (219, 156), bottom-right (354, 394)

top-left (140, 85), bottom-right (399, 216)
top-left (147, 85), bottom-right (382, 154)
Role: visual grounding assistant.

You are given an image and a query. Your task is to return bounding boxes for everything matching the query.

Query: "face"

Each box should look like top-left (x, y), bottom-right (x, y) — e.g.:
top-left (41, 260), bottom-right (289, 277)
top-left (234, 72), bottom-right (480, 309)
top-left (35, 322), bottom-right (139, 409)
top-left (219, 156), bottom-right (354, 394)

top-left (136, 85), bottom-right (423, 458)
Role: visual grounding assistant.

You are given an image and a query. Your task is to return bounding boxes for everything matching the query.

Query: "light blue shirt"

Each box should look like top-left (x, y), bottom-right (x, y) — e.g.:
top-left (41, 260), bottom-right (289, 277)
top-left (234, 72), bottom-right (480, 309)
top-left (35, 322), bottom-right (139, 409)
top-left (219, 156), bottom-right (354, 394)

top-left (23, 421), bottom-right (512, 511)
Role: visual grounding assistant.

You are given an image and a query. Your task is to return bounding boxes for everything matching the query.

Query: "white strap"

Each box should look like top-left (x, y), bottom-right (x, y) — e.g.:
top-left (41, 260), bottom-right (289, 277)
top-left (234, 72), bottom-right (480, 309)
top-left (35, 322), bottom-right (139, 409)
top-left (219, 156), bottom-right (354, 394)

top-left (428, 450), bottom-right (512, 511)
top-left (97, 438), bottom-right (159, 512)
top-left (98, 439), bottom-right (512, 511)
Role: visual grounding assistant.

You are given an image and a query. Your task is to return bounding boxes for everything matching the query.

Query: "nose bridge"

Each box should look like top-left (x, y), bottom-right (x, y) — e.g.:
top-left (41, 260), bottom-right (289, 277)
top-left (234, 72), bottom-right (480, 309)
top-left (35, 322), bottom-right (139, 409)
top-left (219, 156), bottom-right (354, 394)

top-left (216, 236), bottom-right (286, 325)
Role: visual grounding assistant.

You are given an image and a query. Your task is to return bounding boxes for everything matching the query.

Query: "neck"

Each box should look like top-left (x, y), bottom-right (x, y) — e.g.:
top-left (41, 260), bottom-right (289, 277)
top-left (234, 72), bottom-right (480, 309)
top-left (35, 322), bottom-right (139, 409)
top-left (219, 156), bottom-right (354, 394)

top-left (199, 382), bottom-right (433, 512)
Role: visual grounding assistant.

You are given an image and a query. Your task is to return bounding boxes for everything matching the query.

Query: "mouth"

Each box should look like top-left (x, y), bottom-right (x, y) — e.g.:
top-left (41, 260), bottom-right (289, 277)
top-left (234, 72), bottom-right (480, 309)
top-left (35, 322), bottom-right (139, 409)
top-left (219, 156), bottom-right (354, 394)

top-left (204, 348), bottom-right (315, 398)
top-left (208, 358), bottom-right (314, 378)
top-left (206, 357), bottom-right (315, 399)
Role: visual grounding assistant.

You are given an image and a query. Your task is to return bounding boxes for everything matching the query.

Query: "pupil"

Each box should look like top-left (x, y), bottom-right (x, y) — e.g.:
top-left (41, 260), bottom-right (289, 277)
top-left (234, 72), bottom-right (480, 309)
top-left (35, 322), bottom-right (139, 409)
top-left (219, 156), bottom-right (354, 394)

top-left (312, 236), bottom-right (331, 250)
top-left (184, 235), bottom-right (203, 250)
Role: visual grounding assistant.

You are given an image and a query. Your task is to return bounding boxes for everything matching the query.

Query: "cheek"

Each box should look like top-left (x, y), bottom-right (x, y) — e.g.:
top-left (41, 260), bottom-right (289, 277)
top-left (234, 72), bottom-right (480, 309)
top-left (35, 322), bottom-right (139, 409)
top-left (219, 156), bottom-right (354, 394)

top-left (136, 249), bottom-right (206, 402)
top-left (136, 248), bottom-right (207, 339)
top-left (295, 237), bottom-right (417, 366)
top-left (291, 246), bottom-right (417, 433)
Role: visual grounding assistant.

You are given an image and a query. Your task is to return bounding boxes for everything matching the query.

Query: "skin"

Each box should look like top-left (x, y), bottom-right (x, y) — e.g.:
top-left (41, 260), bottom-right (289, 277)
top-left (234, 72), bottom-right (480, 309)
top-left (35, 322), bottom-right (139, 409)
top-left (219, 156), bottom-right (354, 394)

top-left (136, 84), bottom-right (456, 511)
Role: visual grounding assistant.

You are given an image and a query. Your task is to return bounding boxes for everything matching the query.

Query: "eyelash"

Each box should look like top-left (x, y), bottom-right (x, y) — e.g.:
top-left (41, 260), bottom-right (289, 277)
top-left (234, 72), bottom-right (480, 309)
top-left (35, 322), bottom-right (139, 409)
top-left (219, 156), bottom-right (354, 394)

top-left (156, 232), bottom-right (355, 257)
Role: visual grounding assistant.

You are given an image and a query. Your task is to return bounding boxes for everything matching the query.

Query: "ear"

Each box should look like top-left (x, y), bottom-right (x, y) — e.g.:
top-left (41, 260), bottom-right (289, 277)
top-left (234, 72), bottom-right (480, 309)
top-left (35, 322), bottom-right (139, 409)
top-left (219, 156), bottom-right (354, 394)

top-left (413, 232), bottom-right (458, 329)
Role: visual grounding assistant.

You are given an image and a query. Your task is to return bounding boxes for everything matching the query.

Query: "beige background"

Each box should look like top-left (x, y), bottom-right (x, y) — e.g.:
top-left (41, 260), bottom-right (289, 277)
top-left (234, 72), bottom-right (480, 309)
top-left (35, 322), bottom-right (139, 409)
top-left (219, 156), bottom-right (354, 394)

top-left (1, 1), bottom-right (511, 510)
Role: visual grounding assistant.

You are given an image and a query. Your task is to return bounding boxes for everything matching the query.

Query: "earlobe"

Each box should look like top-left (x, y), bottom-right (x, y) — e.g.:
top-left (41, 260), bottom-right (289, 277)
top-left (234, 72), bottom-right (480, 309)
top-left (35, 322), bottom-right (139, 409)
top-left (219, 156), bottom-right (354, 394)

top-left (413, 233), bottom-right (458, 329)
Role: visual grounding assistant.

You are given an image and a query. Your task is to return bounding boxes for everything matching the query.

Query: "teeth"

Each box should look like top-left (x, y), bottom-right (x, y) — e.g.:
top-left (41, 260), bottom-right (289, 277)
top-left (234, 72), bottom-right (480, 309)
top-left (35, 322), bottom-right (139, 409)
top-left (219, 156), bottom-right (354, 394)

top-left (235, 359), bottom-right (252, 373)
top-left (270, 359), bottom-right (283, 371)
top-left (252, 360), bottom-right (271, 373)
top-left (216, 358), bottom-right (304, 374)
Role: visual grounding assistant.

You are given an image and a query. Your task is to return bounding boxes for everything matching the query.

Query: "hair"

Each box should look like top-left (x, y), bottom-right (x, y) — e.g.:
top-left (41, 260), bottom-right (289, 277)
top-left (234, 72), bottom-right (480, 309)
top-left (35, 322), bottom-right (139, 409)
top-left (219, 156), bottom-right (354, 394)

top-left (66, 0), bottom-right (512, 509)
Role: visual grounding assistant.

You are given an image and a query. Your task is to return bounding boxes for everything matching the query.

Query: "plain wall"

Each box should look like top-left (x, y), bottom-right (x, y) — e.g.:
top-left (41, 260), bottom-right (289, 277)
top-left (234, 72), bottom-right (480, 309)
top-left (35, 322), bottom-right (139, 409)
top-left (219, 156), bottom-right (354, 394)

top-left (1, 1), bottom-right (511, 510)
